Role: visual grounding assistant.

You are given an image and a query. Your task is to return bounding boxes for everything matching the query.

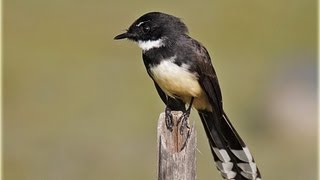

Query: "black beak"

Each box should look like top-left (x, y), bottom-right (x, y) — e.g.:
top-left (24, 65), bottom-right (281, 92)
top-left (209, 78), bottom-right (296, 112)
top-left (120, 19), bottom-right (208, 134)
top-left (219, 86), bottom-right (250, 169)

top-left (114, 32), bottom-right (129, 40)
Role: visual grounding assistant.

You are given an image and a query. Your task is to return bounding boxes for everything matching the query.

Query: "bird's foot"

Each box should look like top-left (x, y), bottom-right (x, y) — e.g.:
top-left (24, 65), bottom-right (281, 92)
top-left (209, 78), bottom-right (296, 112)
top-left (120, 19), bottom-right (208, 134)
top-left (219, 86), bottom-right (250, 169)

top-left (165, 107), bottom-right (174, 132)
top-left (180, 128), bottom-right (191, 151)
top-left (177, 112), bottom-right (190, 135)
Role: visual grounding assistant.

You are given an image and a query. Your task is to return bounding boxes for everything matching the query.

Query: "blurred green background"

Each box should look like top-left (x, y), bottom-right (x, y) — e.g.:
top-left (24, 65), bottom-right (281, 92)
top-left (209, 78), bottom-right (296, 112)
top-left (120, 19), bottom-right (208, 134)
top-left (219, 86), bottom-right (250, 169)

top-left (4, 0), bottom-right (317, 179)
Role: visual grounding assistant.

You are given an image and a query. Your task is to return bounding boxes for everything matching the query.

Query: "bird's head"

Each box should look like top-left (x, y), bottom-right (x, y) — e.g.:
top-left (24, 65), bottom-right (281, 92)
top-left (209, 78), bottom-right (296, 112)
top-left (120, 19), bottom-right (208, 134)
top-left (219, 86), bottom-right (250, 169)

top-left (114, 12), bottom-right (188, 51)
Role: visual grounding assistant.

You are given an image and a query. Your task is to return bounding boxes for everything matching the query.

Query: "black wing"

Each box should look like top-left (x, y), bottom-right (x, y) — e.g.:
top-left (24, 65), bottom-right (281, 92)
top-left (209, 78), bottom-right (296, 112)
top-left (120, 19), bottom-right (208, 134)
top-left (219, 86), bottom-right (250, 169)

top-left (189, 38), bottom-right (261, 179)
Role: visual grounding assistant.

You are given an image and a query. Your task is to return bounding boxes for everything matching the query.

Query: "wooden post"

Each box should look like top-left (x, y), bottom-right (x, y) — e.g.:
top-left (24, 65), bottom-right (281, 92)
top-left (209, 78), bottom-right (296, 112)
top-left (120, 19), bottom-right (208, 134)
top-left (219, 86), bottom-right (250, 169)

top-left (157, 111), bottom-right (197, 180)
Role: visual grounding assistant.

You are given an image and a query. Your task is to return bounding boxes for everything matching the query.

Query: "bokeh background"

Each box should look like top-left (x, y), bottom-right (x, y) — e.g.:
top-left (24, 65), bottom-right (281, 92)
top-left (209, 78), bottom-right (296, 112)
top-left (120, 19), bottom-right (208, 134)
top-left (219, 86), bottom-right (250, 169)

top-left (4, 0), bottom-right (318, 179)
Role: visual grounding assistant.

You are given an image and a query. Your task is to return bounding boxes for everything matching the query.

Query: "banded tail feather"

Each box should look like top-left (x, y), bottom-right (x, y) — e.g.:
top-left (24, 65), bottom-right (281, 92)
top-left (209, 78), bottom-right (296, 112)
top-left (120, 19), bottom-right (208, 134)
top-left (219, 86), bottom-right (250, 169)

top-left (198, 111), bottom-right (261, 180)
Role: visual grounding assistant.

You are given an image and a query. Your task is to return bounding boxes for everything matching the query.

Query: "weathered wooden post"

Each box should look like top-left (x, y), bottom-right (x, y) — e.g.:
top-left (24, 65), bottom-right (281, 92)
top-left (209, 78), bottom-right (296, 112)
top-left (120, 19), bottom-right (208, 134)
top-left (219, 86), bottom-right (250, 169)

top-left (157, 111), bottom-right (197, 180)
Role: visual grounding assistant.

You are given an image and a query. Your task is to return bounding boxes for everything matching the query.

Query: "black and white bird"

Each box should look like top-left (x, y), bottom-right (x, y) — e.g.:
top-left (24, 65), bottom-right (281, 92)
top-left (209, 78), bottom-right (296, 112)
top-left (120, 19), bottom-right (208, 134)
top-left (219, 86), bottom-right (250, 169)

top-left (114, 12), bottom-right (261, 180)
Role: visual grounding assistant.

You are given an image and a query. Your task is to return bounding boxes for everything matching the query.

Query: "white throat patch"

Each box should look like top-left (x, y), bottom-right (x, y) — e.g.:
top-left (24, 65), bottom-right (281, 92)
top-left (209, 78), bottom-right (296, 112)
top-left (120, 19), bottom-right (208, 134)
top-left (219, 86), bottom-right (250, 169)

top-left (137, 39), bottom-right (164, 51)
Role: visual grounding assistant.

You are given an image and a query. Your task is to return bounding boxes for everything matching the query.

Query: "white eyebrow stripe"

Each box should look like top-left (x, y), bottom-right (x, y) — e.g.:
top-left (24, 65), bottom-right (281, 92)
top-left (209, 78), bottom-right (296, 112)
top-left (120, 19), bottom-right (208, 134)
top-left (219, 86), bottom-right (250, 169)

top-left (136, 22), bottom-right (144, 27)
top-left (136, 20), bottom-right (150, 27)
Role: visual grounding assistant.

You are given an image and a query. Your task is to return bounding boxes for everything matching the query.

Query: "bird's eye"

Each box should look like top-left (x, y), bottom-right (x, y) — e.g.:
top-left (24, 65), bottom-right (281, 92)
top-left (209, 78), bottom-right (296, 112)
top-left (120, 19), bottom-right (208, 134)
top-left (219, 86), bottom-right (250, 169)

top-left (141, 25), bottom-right (151, 33)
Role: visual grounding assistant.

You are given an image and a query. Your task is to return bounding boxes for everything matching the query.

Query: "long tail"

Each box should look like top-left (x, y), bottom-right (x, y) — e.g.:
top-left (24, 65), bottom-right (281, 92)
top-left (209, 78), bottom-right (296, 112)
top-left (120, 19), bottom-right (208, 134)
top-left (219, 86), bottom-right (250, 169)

top-left (198, 110), bottom-right (261, 180)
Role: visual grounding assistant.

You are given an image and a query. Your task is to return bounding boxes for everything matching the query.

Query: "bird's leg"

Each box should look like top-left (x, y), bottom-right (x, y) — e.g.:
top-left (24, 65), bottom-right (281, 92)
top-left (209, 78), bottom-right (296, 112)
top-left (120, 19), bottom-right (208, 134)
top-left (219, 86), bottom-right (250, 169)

top-left (165, 106), bottom-right (174, 132)
top-left (178, 97), bottom-right (194, 134)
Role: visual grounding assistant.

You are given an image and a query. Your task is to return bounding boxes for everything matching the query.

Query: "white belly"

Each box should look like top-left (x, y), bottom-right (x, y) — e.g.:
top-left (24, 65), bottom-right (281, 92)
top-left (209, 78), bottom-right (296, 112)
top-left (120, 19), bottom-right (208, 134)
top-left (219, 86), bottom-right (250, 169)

top-left (149, 57), bottom-right (212, 111)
